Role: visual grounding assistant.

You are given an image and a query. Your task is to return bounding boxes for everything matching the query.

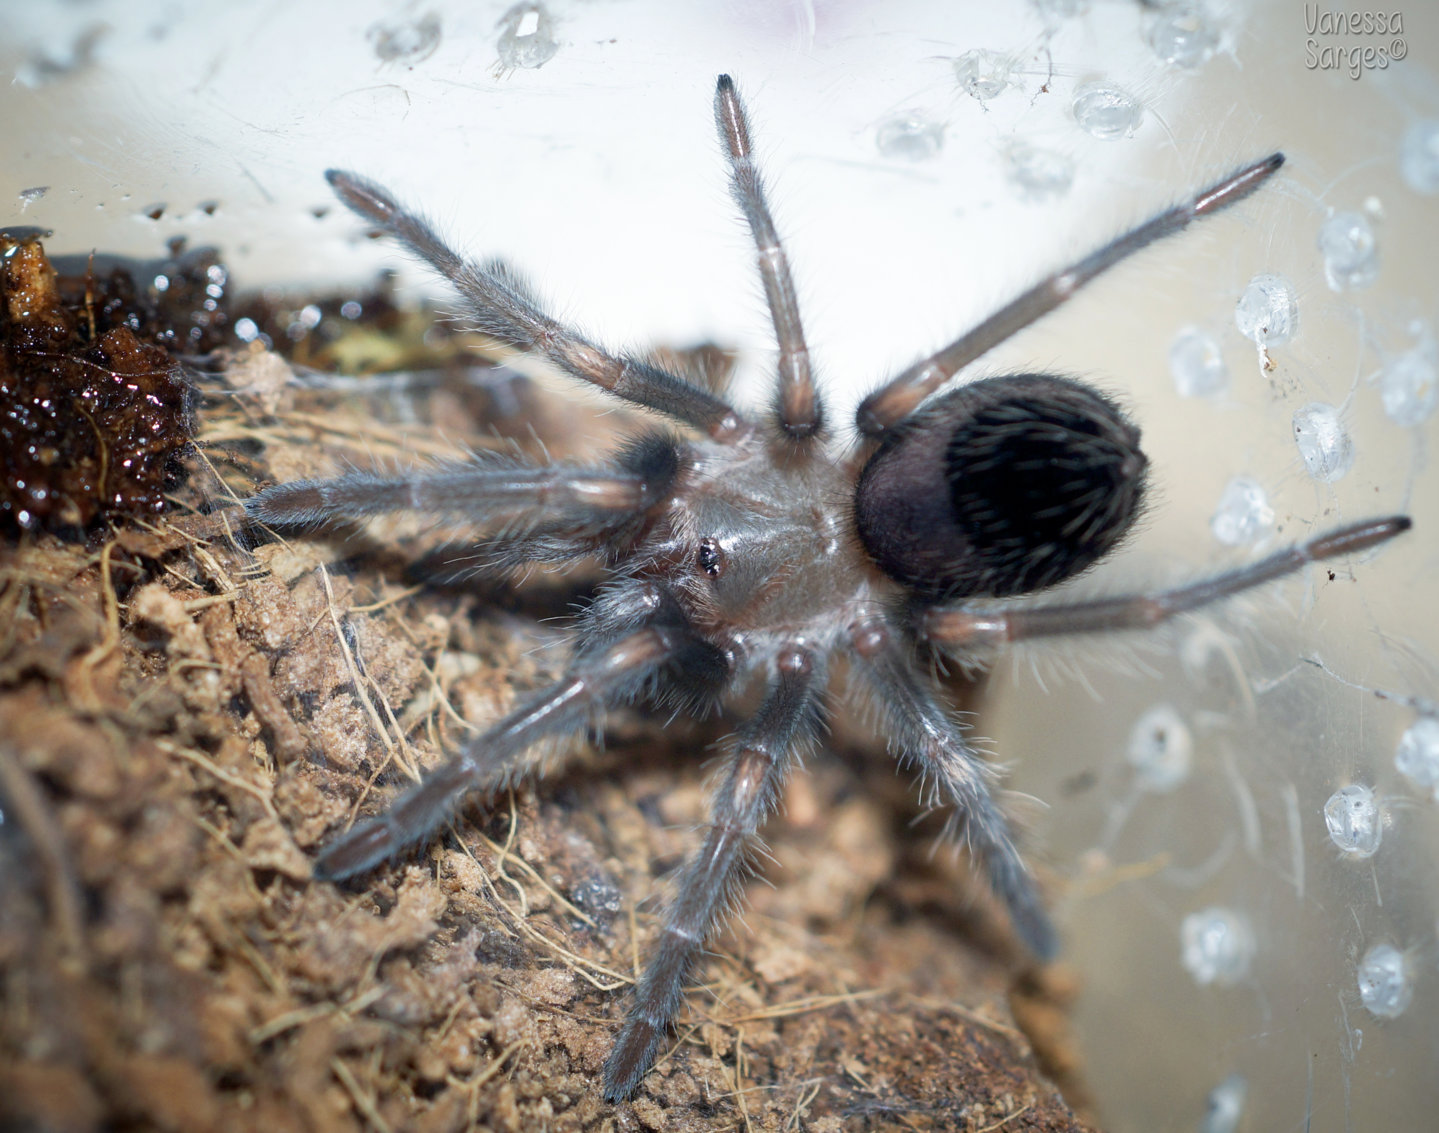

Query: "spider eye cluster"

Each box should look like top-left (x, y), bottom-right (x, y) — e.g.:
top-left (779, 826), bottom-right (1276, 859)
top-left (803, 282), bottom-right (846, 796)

top-left (697, 537), bottom-right (725, 578)
top-left (854, 374), bottom-right (1147, 599)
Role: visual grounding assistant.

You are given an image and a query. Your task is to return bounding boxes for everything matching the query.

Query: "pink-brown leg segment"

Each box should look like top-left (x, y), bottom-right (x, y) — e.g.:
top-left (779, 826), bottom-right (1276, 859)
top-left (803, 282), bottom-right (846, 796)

top-left (922, 516), bottom-right (1411, 649)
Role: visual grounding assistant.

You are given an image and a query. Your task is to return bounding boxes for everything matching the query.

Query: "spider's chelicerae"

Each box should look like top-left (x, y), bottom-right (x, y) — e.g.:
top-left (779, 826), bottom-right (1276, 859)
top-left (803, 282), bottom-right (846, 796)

top-left (248, 75), bottom-right (1410, 1100)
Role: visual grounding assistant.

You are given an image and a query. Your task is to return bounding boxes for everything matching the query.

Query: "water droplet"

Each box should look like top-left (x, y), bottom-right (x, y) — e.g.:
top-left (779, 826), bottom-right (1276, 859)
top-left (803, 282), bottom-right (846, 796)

top-left (1201, 1074), bottom-right (1247, 1133)
top-left (497, 3), bottom-right (558, 70)
top-left (1001, 142), bottom-right (1074, 203)
top-left (1181, 907), bottom-right (1254, 986)
top-left (1169, 326), bottom-right (1228, 397)
top-left (1323, 783), bottom-right (1381, 857)
top-left (1146, 3), bottom-right (1220, 67)
top-left (953, 50), bottom-right (1015, 101)
top-left (368, 11), bottom-right (442, 64)
top-left (1234, 273), bottom-right (1298, 346)
top-left (1210, 478), bottom-right (1273, 546)
top-left (875, 115), bottom-right (944, 161)
top-left (1357, 943), bottom-right (1413, 1018)
top-left (1399, 120), bottom-right (1439, 195)
top-left (1377, 328), bottom-right (1438, 427)
top-left (1395, 717), bottom-right (1439, 798)
top-left (1317, 210), bottom-right (1378, 291)
top-left (1072, 82), bottom-right (1143, 139)
top-left (1292, 402), bottom-right (1354, 483)
top-left (1127, 704), bottom-right (1193, 792)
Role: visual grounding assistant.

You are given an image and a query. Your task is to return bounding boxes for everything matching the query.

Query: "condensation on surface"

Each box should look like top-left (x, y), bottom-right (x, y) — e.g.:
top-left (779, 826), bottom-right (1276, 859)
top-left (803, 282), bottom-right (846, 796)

top-left (1210, 477), bottom-right (1274, 546)
top-left (1145, 3), bottom-right (1220, 68)
top-left (1126, 703), bottom-right (1193, 793)
top-left (1399, 120), bottom-right (1439, 195)
top-left (1169, 325), bottom-right (1228, 397)
top-left (1071, 81), bottom-right (1143, 139)
top-left (1180, 907), bottom-right (1255, 987)
top-left (1201, 1073), bottom-right (1248, 1133)
top-left (1376, 324), bottom-right (1438, 427)
top-left (1234, 273), bottom-right (1298, 347)
top-left (1000, 140), bottom-right (1074, 203)
top-left (367, 10), bottom-right (442, 64)
top-left (874, 114), bottom-right (945, 161)
top-left (1292, 402), bottom-right (1355, 483)
top-left (496, 2), bottom-right (558, 71)
top-left (1323, 783), bottom-right (1382, 858)
top-left (952, 48), bottom-right (1016, 101)
top-left (1394, 717), bottom-right (1439, 799)
top-left (1357, 944), bottom-right (1414, 1019)
top-left (1317, 210), bottom-right (1379, 291)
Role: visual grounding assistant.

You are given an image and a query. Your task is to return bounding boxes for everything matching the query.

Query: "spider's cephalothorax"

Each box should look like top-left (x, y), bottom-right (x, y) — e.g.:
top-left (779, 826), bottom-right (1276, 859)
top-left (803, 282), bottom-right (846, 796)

top-left (246, 75), bottom-right (1410, 1102)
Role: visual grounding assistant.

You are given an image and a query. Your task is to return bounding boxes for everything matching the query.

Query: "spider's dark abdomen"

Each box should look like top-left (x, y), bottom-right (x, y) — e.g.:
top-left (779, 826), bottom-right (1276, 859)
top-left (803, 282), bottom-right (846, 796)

top-left (854, 374), bottom-right (1147, 598)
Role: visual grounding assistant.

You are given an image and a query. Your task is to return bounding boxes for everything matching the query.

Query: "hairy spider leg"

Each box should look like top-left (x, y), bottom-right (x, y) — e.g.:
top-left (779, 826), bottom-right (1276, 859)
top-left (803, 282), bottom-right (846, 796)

top-left (245, 450), bottom-right (669, 532)
top-left (324, 170), bottom-right (751, 442)
top-left (921, 516), bottom-right (1412, 648)
top-left (603, 644), bottom-right (826, 1101)
top-left (856, 154), bottom-right (1286, 436)
top-left (848, 617), bottom-right (1057, 961)
top-left (313, 623), bottom-right (725, 880)
top-left (714, 75), bottom-right (822, 439)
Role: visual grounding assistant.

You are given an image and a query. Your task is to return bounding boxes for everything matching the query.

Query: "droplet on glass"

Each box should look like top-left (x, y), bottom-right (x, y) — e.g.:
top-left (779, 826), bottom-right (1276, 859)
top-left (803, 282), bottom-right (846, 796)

top-left (1317, 210), bottom-right (1379, 291)
top-left (953, 50), bottom-right (1016, 101)
top-left (497, 3), bottom-right (559, 71)
top-left (1292, 402), bottom-right (1354, 483)
top-left (1210, 478), bottom-right (1273, 546)
top-left (1357, 944), bottom-right (1413, 1019)
top-left (1377, 327), bottom-right (1438, 427)
top-left (1146, 3), bottom-right (1221, 68)
top-left (875, 115), bottom-right (944, 161)
top-left (1181, 907), bottom-right (1255, 987)
top-left (1323, 784), bottom-right (1381, 858)
top-left (368, 11), bottom-right (442, 64)
top-left (1169, 326), bottom-right (1228, 397)
top-left (1001, 142), bottom-right (1074, 203)
top-left (1072, 82), bottom-right (1143, 139)
top-left (1234, 273), bottom-right (1297, 347)
top-left (1399, 120), bottom-right (1439, 195)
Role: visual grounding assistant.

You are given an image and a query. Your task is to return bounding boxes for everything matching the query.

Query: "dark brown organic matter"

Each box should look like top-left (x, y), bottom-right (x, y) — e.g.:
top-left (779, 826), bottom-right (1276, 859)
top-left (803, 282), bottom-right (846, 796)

top-left (0, 234), bottom-right (196, 533)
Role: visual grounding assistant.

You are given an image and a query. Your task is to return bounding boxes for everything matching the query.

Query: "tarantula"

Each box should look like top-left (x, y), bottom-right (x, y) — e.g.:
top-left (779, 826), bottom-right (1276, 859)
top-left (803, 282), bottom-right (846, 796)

top-left (247, 75), bottom-right (1410, 1100)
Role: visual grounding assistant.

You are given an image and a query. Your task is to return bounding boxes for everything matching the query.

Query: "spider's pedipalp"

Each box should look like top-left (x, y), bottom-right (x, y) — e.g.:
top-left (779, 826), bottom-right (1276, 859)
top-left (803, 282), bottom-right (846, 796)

top-left (603, 643), bottom-right (826, 1101)
top-left (713, 75), bottom-right (822, 439)
top-left (920, 515), bottom-right (1412, 650)
top-left (325, 170), bottom-right (751, 442)
top-left (848, 616), bottom-right (1056, 961)
top-left (856, 153), bottom-right (1286, 437)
